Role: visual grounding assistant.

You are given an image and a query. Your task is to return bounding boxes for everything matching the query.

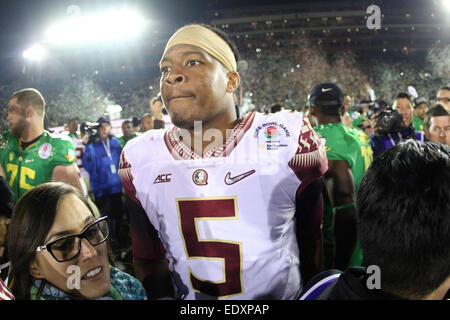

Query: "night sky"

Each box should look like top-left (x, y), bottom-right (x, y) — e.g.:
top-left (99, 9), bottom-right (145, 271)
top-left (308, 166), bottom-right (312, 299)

top-left (0, 0), bottom-right (312, 60)
top-left (0, 0), bottom-right (445, 70)
top-left (0, 0), bottom-right (439, 53)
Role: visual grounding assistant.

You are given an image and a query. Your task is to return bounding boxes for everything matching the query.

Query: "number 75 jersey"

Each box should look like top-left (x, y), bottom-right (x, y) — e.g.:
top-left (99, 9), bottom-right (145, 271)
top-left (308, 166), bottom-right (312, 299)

top-left (0, 130), bottom-right (76, 200)
top-left (119, 111), bottom-right (327, 300)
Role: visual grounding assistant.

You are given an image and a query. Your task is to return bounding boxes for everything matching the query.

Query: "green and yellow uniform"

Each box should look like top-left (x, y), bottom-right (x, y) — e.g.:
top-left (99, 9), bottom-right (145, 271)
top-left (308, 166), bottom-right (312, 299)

top-left (348, 111), bottom-right (363, 129)
top-left (118, 133), bottom-right (139, 148)
top-left (0, 130), bottom-right (76, 200)
top-left (314, 123), bottom-right (373, 268)
top-left (412, 116), bottom-right (424, 132)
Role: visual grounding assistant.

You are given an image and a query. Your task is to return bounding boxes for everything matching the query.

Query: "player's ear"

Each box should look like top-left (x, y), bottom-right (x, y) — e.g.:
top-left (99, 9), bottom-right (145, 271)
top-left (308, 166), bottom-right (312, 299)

top-left (25, 105), bottom-right (35, 118)
top-left (226, 72), bottom-right (240, 93)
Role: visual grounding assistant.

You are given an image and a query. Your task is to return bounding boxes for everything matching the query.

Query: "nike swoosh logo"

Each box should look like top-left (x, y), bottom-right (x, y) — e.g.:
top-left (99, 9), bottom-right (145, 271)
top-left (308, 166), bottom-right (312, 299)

top-left (224, 170), bottom-right (255, 185)
top-left (321, 88), bottom-right (333, 92)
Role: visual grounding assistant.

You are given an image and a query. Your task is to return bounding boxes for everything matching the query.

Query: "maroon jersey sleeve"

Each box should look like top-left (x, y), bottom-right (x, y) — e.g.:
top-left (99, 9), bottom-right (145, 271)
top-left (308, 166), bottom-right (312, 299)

top-left (291, 117), bottom-right (327, 269)
top-left (119, 150), bottom-right (166, 261)
top-left (289, 115), bottom-right (328, 194)
top-left (119, 151), bottom-right (140, 204)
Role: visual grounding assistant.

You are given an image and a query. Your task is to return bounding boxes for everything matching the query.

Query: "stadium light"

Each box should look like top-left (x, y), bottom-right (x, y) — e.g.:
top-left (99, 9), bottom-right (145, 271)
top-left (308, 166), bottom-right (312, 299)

top-left (45, 8), bottom-right (146, 44)
top-left (106, 104), bottom-right (123, 120)
top-left (443, 0), bottom-right (450, 9)
top-left (23, 44), bottom-right (46, 60)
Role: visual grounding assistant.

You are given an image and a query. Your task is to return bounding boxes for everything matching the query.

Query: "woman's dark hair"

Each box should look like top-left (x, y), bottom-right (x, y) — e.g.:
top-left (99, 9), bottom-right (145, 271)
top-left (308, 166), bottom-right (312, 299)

top-left (7, 182), bottom-right (95, 300)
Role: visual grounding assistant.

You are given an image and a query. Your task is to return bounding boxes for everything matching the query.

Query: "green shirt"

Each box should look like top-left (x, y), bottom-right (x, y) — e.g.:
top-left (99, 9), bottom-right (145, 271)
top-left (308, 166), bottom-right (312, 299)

top-left (0, 130), bottom-right (76, 200)
top-left (314, 123), bottom-right (373, 267)
top-left (118, 133), bottom-right (139, 148)
top-left (412, 116), bottom-right (424, 132)
top-left (315, 123), bottom-right (373, 193)
top-left (348, 111), bottom-right (363, 129)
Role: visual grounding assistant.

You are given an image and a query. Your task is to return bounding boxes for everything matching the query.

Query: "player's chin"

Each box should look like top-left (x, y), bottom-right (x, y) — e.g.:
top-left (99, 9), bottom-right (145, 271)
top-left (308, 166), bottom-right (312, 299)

top-left (171, 118), bottom-right (194, 130)
top-left (169, 112), bottom-right (197, 129)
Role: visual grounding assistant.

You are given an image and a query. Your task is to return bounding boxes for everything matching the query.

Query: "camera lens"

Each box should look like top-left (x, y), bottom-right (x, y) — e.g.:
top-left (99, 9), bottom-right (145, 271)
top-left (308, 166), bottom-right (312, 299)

top-left (380, 114), bottom-right (392, 127)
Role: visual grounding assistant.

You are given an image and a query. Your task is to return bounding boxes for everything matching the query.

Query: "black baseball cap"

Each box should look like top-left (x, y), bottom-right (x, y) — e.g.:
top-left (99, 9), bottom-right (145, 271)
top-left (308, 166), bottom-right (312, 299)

top-left (308, 82), bottom-right (345, 108)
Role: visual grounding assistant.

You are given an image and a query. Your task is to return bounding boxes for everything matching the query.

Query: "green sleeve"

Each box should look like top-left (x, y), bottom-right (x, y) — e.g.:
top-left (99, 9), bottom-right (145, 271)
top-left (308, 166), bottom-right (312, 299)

top-left (325, 141), bottom-right (347, 162)
top-left (51, 137), bottom-right (77, 167)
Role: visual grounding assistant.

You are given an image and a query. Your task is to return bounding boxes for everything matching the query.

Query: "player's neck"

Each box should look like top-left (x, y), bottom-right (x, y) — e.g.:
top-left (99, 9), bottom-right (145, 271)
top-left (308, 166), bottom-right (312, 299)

top-left (181, 110), bottom-right (239, 156)
top-left (21, 124), bottom-right (44, 142)
top-left (318, 115), bottom-right (342, 125)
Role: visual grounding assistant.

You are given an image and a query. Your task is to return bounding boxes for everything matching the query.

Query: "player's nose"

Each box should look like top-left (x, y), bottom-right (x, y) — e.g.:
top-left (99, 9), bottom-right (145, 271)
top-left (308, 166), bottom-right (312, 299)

top-left (164, 67), bottom-right (185, 86)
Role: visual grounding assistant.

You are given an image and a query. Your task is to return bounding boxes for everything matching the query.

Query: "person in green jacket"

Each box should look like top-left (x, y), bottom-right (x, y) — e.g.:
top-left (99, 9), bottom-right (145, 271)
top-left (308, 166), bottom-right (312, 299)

top-left (7, 182), bottom-right (147, 300)
top-left (118, 120), bottom-right (139, 148)
top-left (412, 97), bottom-right (428, 132)
top-left (308, 82), bottom-right (373, 270)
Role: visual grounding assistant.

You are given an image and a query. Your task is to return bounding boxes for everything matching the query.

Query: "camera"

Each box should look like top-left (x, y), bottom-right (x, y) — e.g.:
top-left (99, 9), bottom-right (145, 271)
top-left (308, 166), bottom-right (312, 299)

top-left (367, 100), bottom-right (388, 118)
top-left (80, 122), bottom-right (99, 136)
top-left (80, 122), bottom-right (100, 144)
top-left (375, 109), bottom-right (405, 136)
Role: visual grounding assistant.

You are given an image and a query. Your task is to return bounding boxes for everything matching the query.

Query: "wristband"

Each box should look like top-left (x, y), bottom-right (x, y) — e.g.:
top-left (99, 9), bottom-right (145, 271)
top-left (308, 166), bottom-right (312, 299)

top-left (332, 202), bottom-right (356, 212)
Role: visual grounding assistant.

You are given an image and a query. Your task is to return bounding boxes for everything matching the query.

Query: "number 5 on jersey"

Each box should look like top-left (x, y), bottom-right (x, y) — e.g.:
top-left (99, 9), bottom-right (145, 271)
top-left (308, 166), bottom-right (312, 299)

top-left (177, 197), bottom-right (243, 298)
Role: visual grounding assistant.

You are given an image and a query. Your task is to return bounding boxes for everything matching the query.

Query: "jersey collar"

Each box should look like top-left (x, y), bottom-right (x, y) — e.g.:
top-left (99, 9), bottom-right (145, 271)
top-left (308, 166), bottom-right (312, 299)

top-left (164, 112), bottom-right (255, 160)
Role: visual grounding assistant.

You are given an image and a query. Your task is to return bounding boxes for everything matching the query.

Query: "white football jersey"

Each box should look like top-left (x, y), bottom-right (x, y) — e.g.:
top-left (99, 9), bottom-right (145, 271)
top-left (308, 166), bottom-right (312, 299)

top-left (67, 133), bottom-right (89, 179)
top-left (65, 133), bottom-right (89, 197)
top-left (119, 111), bottom-right (327, 300)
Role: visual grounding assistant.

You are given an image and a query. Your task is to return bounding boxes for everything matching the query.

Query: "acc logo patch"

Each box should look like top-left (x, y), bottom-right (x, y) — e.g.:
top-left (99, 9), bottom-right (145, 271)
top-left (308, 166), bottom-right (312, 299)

top-left (38, 143), bottom-right (52, 159)
top-left (192, 169), bottom-right (208, 186)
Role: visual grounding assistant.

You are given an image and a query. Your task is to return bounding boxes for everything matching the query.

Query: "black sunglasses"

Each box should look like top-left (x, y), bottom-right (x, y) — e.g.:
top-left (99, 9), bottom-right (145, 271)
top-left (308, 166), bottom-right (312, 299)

top-left (36, 216), bottom-right (109, 262)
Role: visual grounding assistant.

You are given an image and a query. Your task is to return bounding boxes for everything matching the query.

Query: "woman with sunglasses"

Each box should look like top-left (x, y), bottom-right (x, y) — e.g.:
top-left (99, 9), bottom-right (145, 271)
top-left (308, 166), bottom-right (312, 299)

top-left (7, 182), bottom-right (147, 300)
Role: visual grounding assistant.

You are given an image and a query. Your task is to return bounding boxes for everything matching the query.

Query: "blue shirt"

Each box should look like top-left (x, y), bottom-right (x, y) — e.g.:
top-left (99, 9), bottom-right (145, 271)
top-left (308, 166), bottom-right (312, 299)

top-left (82, 136), bottom-right (122, 197)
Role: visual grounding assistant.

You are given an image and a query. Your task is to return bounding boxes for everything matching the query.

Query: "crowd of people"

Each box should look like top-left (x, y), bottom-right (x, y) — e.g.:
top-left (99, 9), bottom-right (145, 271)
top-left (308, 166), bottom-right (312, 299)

top-left (0, 23), bottom-right (449, 301)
